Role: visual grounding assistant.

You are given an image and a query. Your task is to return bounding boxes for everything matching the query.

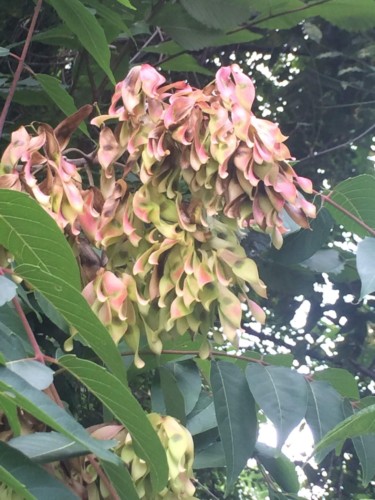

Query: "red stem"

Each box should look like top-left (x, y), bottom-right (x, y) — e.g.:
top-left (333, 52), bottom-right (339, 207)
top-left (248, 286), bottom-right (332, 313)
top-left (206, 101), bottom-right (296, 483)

top-left (314, 189), bottom-right (375, 237)
top-left (87, 456), bottom-right (120, 500)
top-left (12, 297), bottom-right (45, 363)
top-left (0, 0), bottom-right (43, 139)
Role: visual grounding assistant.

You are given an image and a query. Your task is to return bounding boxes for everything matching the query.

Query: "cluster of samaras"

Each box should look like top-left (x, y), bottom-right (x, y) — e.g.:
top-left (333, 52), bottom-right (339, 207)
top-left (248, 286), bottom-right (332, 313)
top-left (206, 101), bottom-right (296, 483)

top-left (0, 64), bottom-right (315, 365)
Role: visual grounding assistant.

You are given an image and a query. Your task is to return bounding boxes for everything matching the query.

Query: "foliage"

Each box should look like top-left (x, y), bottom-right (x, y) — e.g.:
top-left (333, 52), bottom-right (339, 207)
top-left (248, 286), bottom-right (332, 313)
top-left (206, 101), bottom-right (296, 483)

top-left (0, 1), bottom-right (375, 499)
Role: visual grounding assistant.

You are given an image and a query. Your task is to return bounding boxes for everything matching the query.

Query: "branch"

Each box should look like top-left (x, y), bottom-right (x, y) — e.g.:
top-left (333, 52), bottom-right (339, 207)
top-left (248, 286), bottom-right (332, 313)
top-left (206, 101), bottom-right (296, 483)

top-left (121, 348), bottom-right (268, 365)
top-left (0, 0), bottom-right (43, 139)
top-left (314, 189), bottom-right (375, 237)
top-left (297, 122), bottom-right (375, 164)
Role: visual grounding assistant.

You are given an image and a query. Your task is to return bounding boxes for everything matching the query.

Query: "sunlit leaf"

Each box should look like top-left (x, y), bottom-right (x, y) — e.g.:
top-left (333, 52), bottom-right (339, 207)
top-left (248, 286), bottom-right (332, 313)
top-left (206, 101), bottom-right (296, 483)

top-left (356, 237), bottom-right (375, 299)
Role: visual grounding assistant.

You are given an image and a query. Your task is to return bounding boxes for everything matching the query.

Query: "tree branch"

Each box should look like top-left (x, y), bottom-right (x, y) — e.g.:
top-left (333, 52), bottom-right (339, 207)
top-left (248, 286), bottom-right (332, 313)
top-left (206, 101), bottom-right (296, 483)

top-left (0, 0), bottom-right (43, 139)
top-left (297, 122), bottom-right (375, 164)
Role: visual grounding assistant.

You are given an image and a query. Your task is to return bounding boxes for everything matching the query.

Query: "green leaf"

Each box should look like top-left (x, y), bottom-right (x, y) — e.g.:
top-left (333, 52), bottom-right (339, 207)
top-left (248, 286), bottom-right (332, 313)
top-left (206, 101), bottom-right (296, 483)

top-left (16, 264), bottom-right (127, 384)
top-left (159, 366), bottom-right (186, 423)
top-left (305, 380), bottom-right (345, 462)
top-left (314, 368), bottom-right (360, 400)
top-left (343, 399), bottom-right (375, 486)
top-left (8, 431), bottom-right (114, 463)
top-left (58, 354), bottom-right (168, 491)
top-left (100, 461), bottom-right (139, 500)
top-left (193, 441), bottom-right (226, 469)
top-left (357, 237), bottom-right (375, 299)
top-left (211, 361), bottom-right (258, 493)
top-left (251, 0), bottom-right (306, 30)
top-left (151, 4), bottom-right (223, 50)
top-left (268, 207), bottom-right (333, 265)
top-left (0, 394), bottom-right (21, 436)
top-left (0, 366), bottom-right (120, 464)
top-left (315, 0), bottom-right (375, 32)
top-left (246, 365), bottom-right (307, 448)
top-left (314, 404), bottom-right (375, 458)
top-left (256, 443), bottom-right (299, 494)
top-left (32, 25), bottom-right (79, 49)
top-left (263, 353), bottom-right (294, 368)
top-left (35, 74), bottom-right (89, 136)
top-left (165, 360), bottom-right (202, 415)
top-left (47, 0), bottom-right (115, 84)
top-left (180, 0), bottom-right (252, 30)
top-left (160, 54), bottom-right (213, 76)
top-left (187, 392), bottom-right (217, 436)
top-left (301, 249), bottom-right (344, 274)
top-left (0, 190), bottom-right (81, 290)
top-left (34, 291), bottom-right (69, 332)
top-left (0, 47), bottom-right (10, 57)
top-left (326, 175), bottom-right (375, 237)
top-left (6, 360), bottom-right (54, 391)
top-left (0, 304), bottom-right (32, 360)
top-left (0, 441), bottom-right (77, 499)
top-left (115, 0), bottom-right (135, 9)
top-left (0, 276), bottom-right (17, 306)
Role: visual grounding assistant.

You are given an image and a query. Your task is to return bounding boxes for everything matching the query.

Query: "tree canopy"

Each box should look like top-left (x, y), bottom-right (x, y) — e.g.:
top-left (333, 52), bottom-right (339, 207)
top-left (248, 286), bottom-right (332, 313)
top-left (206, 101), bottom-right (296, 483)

top-left (0, 1), bottom-right (375, 499)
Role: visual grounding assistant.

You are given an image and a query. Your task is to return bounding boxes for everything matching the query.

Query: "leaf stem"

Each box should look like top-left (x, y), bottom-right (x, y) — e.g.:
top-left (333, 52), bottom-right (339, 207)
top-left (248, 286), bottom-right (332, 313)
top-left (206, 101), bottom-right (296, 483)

top-left (0, 0), bottom-right (43, 139)
top-left (314, 189), bottom-right (375, 237)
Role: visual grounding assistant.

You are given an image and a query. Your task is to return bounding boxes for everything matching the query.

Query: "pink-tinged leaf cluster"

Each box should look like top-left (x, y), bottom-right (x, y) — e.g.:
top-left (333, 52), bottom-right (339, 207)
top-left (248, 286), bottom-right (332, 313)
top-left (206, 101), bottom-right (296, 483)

top-left (0, 65), bottom-right (315, 360)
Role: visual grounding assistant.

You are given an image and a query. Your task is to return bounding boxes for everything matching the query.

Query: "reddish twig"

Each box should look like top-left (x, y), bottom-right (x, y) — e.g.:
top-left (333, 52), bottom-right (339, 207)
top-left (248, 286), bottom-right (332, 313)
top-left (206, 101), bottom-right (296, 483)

top-left (87, 456), bottom-right (120, 500)
top-left (0, 0), bottom-right (43, 139)
top-left (314, 189), bottom-right (375, 237)
top-left (12, 296), bottom-right (45, 363)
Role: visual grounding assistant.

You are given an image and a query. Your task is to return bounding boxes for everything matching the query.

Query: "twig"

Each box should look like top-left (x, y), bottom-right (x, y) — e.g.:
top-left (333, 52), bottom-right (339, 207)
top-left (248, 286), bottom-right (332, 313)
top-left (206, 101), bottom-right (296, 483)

top-left (0, 0), bottom-right (43, 139)
top-left (120, 348), bottom-right (268, 365)
top-left (194, 478), bottom-right (221, 500)
top-left (297, 122), bottom-right (375, 164)
top-left (87, 456), bottom-right (120, 500)
top-left (315, 189), bottom-right (375, 237)
top-left (12, 296), bottom-right (45, 363)
top-left (129, 30), bottom-right (161, 65)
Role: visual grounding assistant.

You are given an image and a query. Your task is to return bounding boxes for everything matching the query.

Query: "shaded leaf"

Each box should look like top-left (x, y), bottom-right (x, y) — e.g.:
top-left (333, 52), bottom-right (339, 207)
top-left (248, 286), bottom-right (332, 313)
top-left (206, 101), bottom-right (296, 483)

top-left (0, 190), bottom-right (80, 290)
top-left (165, 360), bottom-right (202, 415)
top-left (0, 394), bottom-right (21, 436)
top-left (326, 174), bottom-right (375, 237)
top-left (357, 237), bottom-right (375, 299)
top-left (0, 441), bottom-right (78, 499)
top-left (186, 391), bottom-right (217, 436)
top-left (59, 354), bottom-right (168, 492)
top-left (6, 360), bottom-right (54, 391)
top-left (211, 361), bottom-right (258, 492)
top-left (34, 291), bottom-right (69, 332)
top-left (301, 249), bottom-right (344, 274)
top-left (180, 0), bottom-right (252, 30)
top-left (256, 443), bottom-right (299, 494)
top-left (268, 208), bottom-right (334, 265)
top-left (314, 368), bottom-right (360, 400)
top-left (160, 54), bottom-right (213, 76)
top-left (47, 0), bottom-right (115, 83)
top-left (151, 4), bottom-right (223, 50)
top-left (159, 366), bottom-right (186, 423)
top-left (246, 365), bottom-right (307, 448)
top-left (35, 74), bottom-right (89, 136)
top-left (0, 366), bottom-right (120, 464)
top-left (306, 380), bottom-right (345, 462)
top-left (8, 431), bottom-right (114, 463)
top-left (193, 441), bottom-right (226, 469)
top-left (343, 399), bottom-right (375, 486)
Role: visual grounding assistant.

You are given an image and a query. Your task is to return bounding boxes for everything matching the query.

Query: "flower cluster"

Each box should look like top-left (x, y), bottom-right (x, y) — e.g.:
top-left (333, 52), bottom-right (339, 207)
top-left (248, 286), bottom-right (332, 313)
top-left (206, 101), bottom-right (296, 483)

top-left (0, 65), bottom-right (315, 361)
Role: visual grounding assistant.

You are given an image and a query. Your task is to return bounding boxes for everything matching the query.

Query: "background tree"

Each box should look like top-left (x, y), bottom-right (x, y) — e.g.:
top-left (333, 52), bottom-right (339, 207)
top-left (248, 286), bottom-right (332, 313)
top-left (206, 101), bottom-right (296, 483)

top-left (0, 1), bottom-right (375, 499)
